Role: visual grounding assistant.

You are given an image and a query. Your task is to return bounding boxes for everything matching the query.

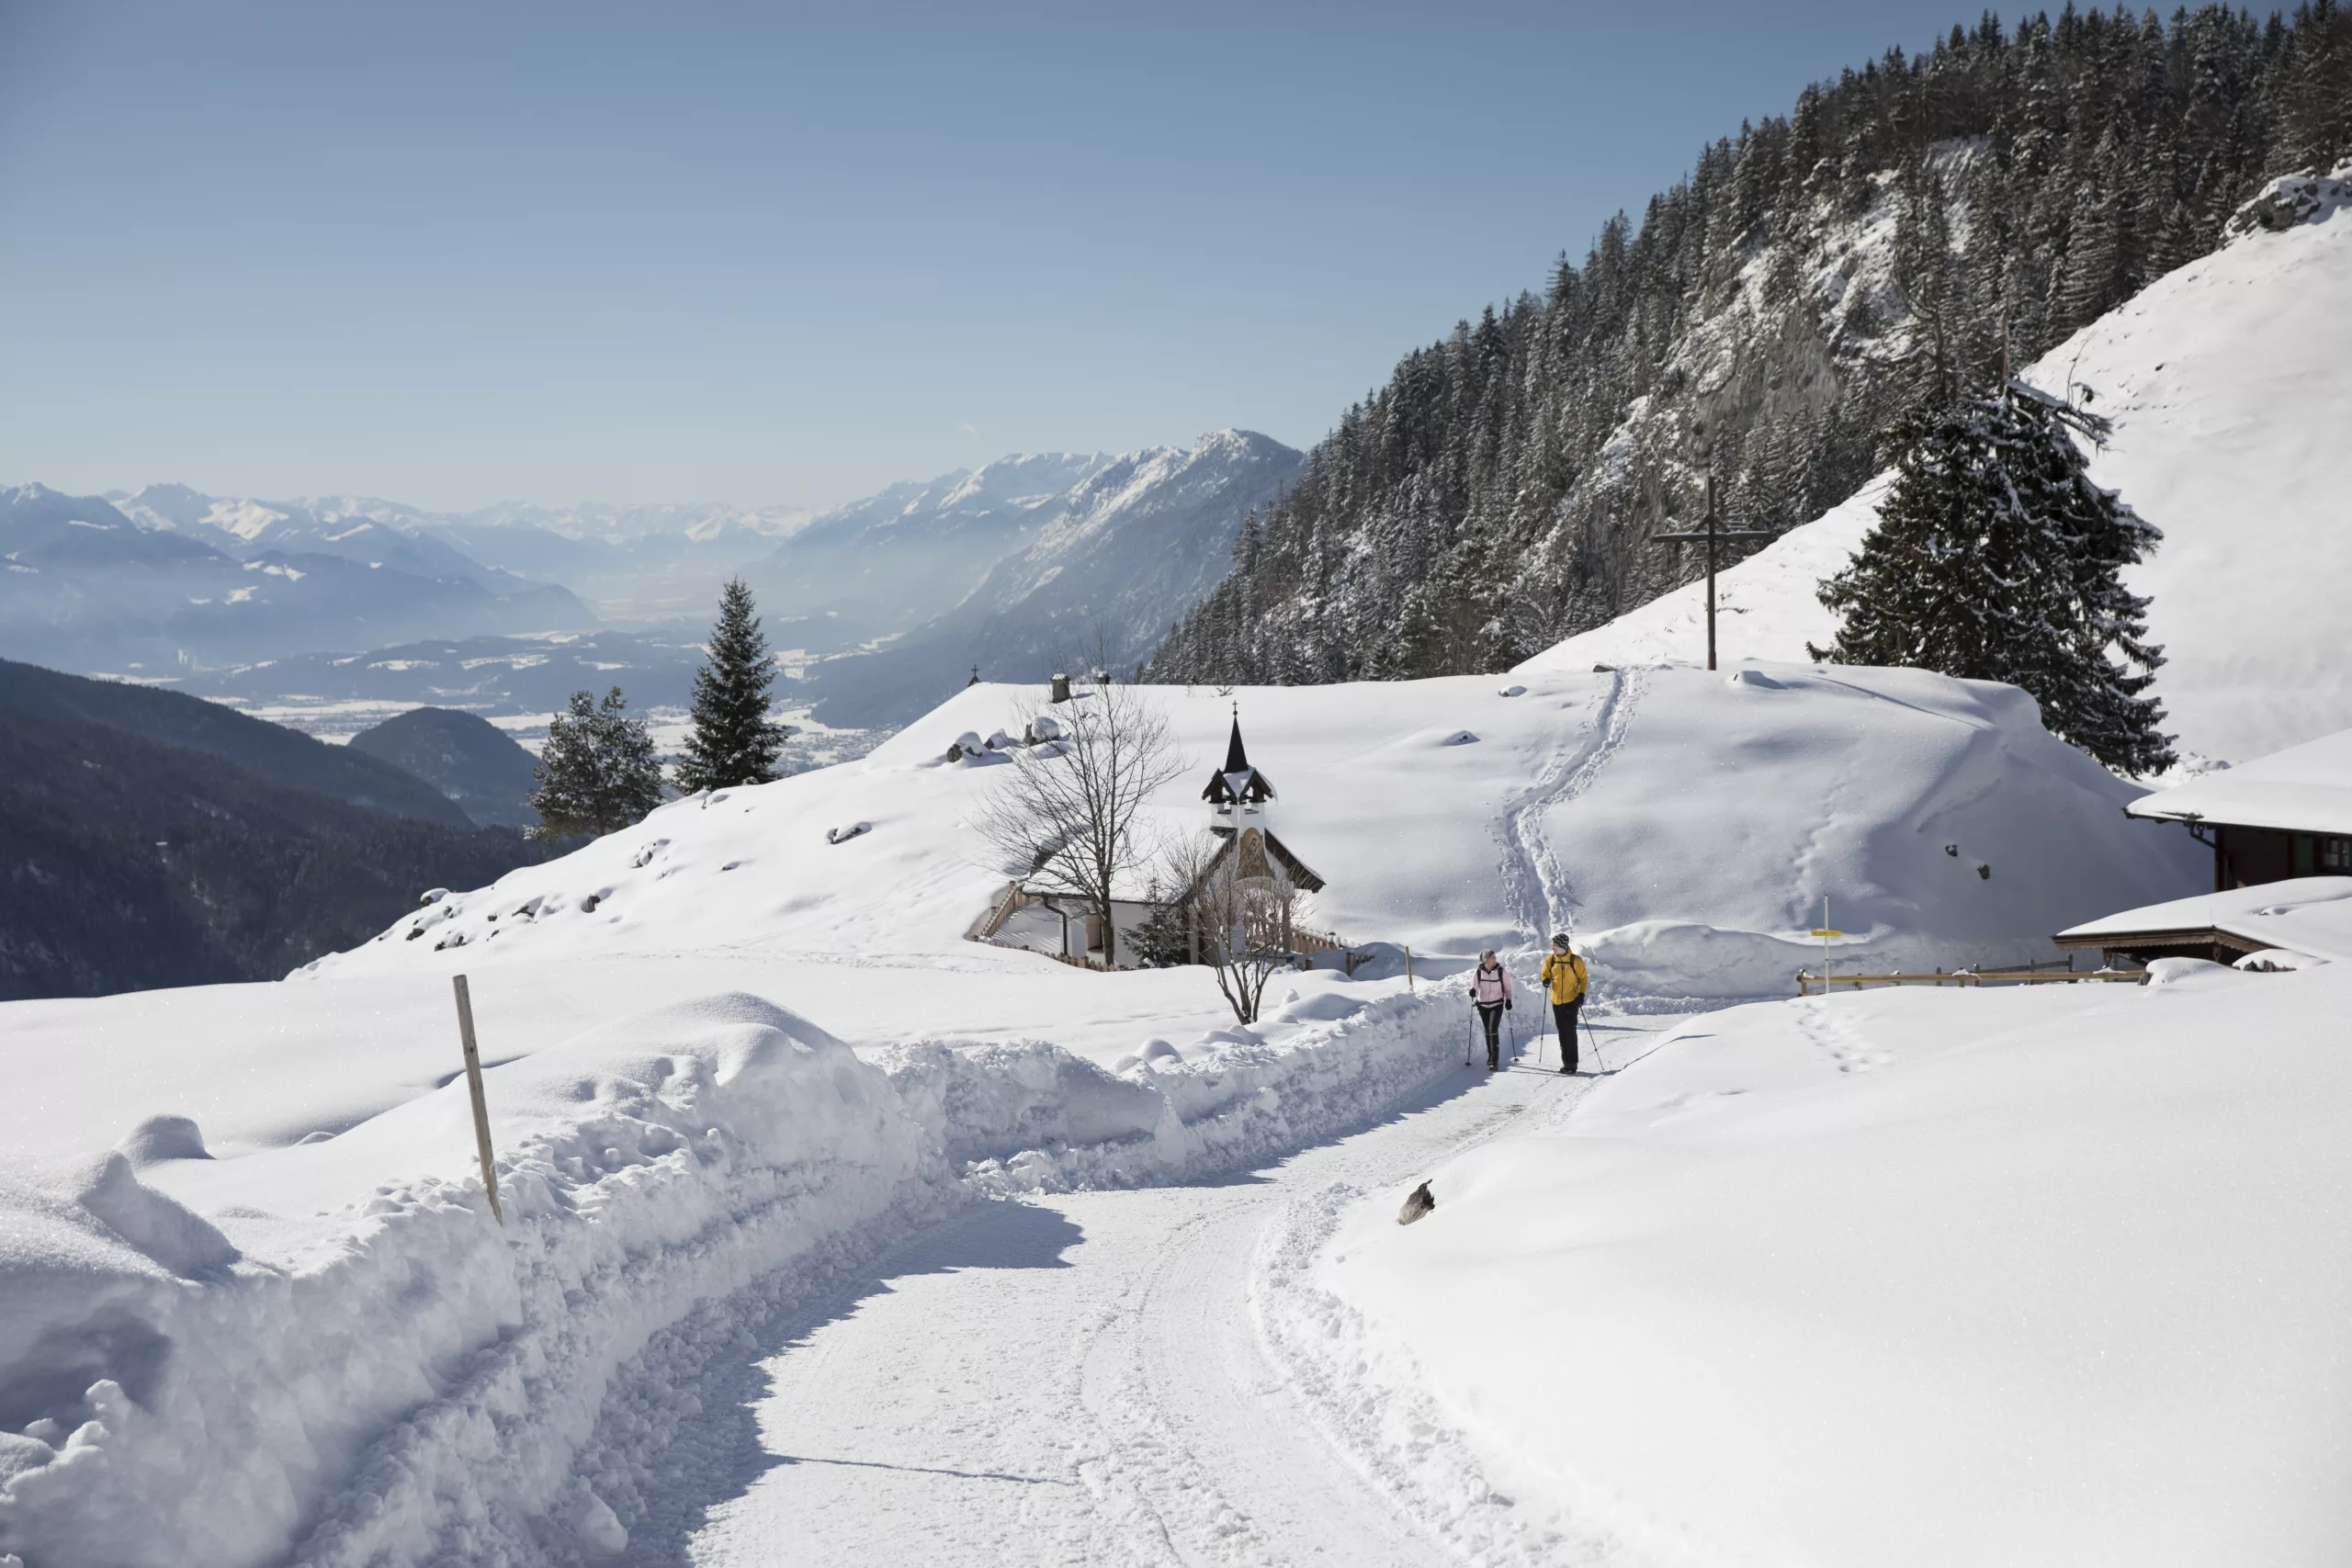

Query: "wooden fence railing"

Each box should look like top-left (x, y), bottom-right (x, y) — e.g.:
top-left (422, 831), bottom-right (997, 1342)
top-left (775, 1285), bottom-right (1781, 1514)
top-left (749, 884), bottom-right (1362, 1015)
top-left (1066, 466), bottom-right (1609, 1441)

top-left (1796, 968), bottom-right (2146, 996)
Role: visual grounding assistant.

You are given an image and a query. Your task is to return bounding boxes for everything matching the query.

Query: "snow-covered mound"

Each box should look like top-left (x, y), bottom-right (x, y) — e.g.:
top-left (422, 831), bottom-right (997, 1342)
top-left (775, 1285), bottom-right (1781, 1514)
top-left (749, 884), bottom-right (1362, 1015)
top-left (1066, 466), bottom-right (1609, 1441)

top-left (311, 666), bottom-right (2202, 999)
top-left (1517, 161), bottom-right (2352, 764)
top-left (1298, 960), bottom-right (2352, 1566)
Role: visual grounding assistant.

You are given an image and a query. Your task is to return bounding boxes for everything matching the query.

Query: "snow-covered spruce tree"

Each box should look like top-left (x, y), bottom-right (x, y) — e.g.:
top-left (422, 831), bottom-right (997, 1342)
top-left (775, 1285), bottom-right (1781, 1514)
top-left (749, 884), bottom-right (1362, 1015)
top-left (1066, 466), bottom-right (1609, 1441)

top-left (1810, 381), bottom-right (2175, 774)
top-left (526, 687), bottom-right (665, 842)
top-left (674, 578), bottom-right (787, 795)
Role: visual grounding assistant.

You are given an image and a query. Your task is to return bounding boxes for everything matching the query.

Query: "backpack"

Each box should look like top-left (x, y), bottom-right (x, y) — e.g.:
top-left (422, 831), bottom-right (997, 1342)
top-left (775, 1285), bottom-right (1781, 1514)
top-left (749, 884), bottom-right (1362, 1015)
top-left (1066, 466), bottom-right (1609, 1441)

top-left (1547, 953), bottom-right (1588, 998)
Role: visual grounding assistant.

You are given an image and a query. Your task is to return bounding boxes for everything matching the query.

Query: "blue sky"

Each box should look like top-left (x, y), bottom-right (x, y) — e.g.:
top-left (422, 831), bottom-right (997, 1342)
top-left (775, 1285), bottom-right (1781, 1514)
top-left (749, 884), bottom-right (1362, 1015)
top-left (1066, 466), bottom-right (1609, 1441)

top-left (3, 0), bottom-right (1988, 511)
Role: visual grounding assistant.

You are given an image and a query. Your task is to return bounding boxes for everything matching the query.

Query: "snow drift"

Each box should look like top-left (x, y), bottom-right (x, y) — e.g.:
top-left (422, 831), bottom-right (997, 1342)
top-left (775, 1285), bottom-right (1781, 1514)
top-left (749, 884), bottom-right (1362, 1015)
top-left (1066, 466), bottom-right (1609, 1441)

top-left (0, 986), bottom-right (1467, 1566)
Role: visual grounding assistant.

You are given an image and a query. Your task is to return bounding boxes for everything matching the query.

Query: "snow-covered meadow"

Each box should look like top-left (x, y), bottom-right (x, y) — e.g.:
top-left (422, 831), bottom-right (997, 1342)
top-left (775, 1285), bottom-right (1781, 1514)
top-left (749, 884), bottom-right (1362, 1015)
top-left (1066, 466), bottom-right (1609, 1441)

top-left (0, 658), bottom-right (2209, 1563)
top-left (1297, 956), bottom-right (2352, 1566)
top-left (305, 665), bottom-right (2200, 1000)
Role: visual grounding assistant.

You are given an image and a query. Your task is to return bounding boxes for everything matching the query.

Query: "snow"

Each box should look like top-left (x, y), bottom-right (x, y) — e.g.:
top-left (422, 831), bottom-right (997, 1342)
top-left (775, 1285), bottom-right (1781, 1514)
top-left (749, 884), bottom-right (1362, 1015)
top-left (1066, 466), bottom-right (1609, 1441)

top-left (295, 668), bottom-right (2200, 1001)
top-left (672, 1052), bottom-right (1642, 1568)
top-left (0, 980), bottom-right (1471, 1566)
top-left (2060, 875), bottom-right (2352, 964)
top-left (0, 656), bottom-right (2205, 1560)
top-left (2128, 723), bottom-right (2352, 836)
top-left (1306, 961), bottom-right (2352, 1566)
top-left (1518, 160), bottom-right (2352, 764)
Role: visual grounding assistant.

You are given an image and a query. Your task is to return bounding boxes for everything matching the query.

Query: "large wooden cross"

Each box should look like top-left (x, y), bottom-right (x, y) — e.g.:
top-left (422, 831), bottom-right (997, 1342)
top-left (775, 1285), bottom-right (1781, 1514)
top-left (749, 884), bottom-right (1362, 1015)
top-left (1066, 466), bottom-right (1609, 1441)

top-left (1652, 473), bottom-right (1774, 671)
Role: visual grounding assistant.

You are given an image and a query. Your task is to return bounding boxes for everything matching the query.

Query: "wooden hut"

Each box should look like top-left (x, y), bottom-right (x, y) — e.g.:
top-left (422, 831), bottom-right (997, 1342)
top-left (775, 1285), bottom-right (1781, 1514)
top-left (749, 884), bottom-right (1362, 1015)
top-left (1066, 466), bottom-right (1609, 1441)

top-left (2125, 726), bottom-right (2352, 889)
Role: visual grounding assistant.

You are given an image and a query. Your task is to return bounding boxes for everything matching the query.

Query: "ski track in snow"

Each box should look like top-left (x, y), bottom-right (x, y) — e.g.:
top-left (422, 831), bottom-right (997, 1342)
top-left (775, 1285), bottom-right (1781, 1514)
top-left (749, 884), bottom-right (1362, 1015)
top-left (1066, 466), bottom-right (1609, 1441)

top-left (628, 1055), bottom-right (1654, 1568)
top-left (1498, 667), bottom-right (1646, 950)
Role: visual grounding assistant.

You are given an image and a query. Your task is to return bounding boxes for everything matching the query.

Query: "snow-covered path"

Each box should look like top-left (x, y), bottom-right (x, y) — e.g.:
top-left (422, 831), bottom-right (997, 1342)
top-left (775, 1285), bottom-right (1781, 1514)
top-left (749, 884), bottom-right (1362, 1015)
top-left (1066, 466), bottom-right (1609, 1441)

top-left (638, 1036), bottom-right (1639, 1567)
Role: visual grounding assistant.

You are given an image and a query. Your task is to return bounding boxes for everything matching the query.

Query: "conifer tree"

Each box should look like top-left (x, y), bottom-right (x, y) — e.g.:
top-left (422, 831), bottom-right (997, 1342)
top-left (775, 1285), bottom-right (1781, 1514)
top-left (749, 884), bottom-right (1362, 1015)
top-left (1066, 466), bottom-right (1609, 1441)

top-left (1811, 381), bottom-right (2176, 774)
top-left (674, 578), bottom-right (787, 795)
top-left (526, 687), bottom-right (665, 842)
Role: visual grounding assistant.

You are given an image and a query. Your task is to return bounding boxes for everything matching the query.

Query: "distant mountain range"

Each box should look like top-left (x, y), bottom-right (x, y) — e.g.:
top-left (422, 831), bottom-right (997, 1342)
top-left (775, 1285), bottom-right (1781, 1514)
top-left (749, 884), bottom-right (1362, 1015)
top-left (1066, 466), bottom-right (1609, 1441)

top-left (0, 483), bottom-right (594, 674)
top-left (746, 451), bottom-right (1115, 630)
top-left (791, 430), bottom-right (1304, 727)
top-left (16, 430), bottom-right (1297, 735)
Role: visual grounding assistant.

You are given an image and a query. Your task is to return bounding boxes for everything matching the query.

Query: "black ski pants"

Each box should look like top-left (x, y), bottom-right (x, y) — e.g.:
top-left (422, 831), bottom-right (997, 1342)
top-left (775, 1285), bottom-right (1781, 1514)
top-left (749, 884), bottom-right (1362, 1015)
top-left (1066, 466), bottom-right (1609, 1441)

top-left (1553, 998), bottom-right (1582, 1072)
top-left (1476, 1002), bottom-right (1506, 1068)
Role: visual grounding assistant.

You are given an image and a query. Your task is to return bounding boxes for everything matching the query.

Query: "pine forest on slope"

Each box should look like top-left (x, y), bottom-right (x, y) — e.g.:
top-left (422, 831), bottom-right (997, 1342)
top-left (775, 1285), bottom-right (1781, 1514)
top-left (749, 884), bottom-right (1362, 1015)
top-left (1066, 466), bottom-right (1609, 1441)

top-left (0, 661), bottom-right (548, 998)
top-left (1511, 160), bottom-right (2352, 762)
top-left (1148, 4), bottom-right (2352, 685)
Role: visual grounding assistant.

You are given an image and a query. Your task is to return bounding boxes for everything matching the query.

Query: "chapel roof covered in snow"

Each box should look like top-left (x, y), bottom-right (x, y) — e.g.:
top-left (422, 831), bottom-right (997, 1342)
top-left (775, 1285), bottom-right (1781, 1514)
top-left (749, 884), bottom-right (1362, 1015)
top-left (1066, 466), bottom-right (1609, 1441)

top-left (1202, 716), bottom-right (1274, 807)
top-left (2127, 727), bottom-right (2352, 836)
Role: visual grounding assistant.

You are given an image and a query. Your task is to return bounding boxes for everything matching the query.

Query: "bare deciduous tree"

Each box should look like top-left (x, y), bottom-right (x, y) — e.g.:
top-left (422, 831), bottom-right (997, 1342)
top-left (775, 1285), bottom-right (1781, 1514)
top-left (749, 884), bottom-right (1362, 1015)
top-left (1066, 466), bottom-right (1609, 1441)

top-left (973, 677), bottom-right (1183, 968)
top-left (1159, 829), bottom-right (1306, 1023)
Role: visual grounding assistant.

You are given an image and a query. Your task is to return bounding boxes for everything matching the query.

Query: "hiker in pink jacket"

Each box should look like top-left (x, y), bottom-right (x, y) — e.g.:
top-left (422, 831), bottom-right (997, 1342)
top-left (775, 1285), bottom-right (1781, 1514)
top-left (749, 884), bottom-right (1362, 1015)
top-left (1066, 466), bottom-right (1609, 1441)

top-left (1471, 950), bottom-right (1513, 1071)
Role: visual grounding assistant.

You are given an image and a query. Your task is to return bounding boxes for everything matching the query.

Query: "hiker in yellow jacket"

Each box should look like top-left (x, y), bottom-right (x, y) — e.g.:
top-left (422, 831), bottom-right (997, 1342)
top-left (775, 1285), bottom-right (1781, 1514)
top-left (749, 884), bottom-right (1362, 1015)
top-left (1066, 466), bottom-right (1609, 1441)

top-left (1539, 933), bottom-right (1590, 1075)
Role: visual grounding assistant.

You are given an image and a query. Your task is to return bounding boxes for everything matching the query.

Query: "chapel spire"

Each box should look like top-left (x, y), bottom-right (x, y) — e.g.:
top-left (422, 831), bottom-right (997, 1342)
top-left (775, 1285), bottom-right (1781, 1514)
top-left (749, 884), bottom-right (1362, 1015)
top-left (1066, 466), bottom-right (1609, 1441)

top-left (1203, 709), bottom-right (1275, 811)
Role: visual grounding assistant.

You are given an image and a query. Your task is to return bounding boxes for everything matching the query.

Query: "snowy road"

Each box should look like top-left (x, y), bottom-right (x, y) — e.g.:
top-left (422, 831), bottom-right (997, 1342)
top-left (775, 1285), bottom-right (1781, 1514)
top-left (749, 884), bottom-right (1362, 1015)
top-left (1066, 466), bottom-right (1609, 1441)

top-left (621, 1035), bottom-right (1645, 1567)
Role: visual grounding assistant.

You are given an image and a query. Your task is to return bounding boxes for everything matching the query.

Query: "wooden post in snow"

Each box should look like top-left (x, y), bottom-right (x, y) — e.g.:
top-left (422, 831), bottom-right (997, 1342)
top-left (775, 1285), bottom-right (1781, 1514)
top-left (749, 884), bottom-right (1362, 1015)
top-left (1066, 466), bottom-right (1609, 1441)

top-left (451, 974), bottom-right (503, 1225)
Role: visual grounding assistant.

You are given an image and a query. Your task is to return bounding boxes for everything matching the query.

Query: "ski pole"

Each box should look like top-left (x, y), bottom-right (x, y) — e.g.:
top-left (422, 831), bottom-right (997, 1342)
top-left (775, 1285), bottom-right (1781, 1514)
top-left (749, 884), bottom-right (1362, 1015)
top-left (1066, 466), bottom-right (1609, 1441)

top-left (1584, 1010), bottom-right (1603, 1073)
top-left (1464, 1005), bottom-right (1475, 1067)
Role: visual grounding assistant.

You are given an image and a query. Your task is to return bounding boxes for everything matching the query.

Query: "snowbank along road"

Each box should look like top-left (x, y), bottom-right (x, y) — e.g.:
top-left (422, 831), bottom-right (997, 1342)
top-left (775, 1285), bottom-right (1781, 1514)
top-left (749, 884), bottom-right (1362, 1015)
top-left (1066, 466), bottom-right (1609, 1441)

top-left (641, 1028), bottom-right (1668, 1567)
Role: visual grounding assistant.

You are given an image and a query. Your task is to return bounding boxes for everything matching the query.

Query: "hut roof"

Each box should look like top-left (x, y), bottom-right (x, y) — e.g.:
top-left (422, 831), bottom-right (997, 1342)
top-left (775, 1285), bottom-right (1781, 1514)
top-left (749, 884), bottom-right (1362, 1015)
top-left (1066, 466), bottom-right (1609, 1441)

top-left (2056, 875), bottom-right (2352, 963)
top-left (2127, 727), bottom-right (2352, 836)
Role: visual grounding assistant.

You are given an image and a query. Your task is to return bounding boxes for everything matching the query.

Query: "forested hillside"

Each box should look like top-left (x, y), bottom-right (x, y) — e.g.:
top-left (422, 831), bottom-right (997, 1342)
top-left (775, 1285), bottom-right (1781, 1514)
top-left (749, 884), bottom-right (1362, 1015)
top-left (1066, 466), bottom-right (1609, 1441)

top-left (0, 664), bottom-right (547, 998)
top-left (1149, 3), bottom-right (2352, 683)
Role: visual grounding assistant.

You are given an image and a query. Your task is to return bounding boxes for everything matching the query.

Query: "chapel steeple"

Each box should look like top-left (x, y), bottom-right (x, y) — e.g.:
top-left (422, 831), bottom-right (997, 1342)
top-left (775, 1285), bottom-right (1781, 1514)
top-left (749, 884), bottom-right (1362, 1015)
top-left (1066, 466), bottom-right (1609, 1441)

top-left (1202, 710), bottom-right (1275, 813)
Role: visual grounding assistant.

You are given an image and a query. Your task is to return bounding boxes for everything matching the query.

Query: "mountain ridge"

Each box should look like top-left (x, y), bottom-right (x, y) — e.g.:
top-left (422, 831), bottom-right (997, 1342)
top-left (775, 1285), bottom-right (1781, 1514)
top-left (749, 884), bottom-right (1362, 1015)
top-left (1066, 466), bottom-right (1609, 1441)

top-left (793, 429), bottom-right (1304, 728)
